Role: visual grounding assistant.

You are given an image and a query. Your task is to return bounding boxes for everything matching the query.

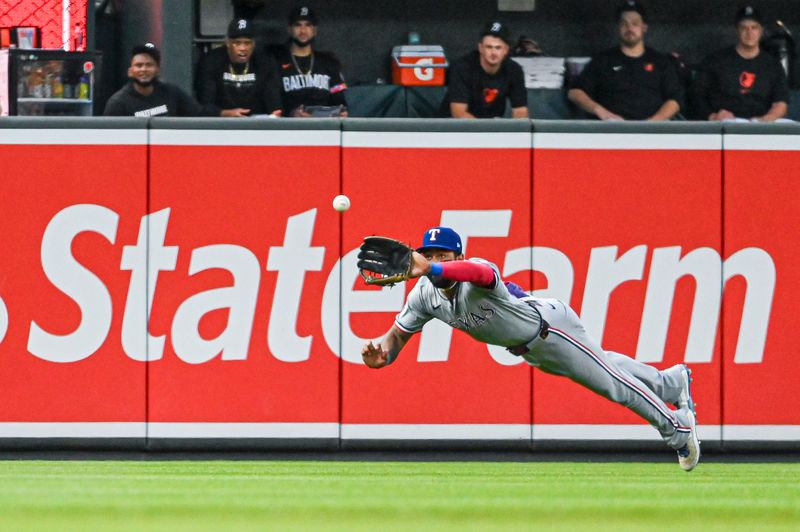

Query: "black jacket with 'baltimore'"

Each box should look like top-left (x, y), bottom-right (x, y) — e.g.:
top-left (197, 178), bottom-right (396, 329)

top-left (271, 46), bottom-right (347, 115)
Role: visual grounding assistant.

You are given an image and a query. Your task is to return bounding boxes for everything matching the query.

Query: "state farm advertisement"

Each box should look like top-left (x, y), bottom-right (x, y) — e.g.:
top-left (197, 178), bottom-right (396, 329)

top-left (0, 126), bottom-right (793, 445)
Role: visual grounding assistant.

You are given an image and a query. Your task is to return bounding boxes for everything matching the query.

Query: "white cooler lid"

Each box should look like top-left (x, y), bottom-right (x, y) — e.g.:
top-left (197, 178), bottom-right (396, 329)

top-left (391, 45), bottom-right (446, 58)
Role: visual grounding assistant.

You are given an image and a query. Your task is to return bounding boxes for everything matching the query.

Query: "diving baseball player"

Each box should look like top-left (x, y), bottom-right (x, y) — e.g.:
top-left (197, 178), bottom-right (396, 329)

top-left (359, 227), bottom-right (700, 471)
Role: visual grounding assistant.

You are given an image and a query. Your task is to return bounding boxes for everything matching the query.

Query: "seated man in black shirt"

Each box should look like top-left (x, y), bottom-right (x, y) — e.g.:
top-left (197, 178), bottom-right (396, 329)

top-left (442, 21), bottom-right (528, 119)
top-left (104, 43), bottom-right (207, 117)
top-left (270, 6), bottom-right (348, 117)
top-left (568, 0), bottom-right (681, 121)
top-left (692, 5), bottom-right (789, 122)
top-left (196, 18), bottom-right (282, 117)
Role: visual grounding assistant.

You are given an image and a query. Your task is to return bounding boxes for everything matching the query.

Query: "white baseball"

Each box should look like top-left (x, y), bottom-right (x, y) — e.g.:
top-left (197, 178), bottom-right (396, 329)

top-left (332, 194), bottom-right (351, 212)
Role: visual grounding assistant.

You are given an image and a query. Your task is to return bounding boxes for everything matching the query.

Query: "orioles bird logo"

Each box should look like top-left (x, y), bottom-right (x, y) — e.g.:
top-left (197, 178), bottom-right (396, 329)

top-left (483, 88), bottom-right (499, 104)
top-left (740, 71), bottom-right (756, 90)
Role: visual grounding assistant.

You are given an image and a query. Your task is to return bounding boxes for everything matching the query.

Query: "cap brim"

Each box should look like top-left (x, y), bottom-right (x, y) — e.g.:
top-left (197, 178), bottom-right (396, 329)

top-left (416, 245), bottom-right (461, 253)
top-left (737, 16), bottom-right (763, 24)
top-left (290, 17), bottom-right (318, 25)
top-left (481, 33), bottom-right (511, 45)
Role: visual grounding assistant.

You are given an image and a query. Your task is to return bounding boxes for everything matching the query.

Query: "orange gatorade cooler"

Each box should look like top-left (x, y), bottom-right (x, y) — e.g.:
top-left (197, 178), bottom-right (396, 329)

top-left (391, 45), bottom-right (448, 86)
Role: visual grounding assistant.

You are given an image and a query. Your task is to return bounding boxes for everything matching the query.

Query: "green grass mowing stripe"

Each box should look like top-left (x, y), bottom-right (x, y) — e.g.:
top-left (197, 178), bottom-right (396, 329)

top-left (0, 461), bottom-right (798, 531)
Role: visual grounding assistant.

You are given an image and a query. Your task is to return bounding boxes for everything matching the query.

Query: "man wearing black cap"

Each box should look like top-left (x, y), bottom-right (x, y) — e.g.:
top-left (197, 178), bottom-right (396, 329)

top-left (196, 18), bottom-right (282, 117)
top-left (270, 6), bottom-right (348, 117)
top-left (104, 43), bottom-right (207, 117)
top-left (442, 22), bottom-right (528, 118)
top-left (568, 0), bottom-right (682, 121)
top-left (692, 5), bottom-right (789, 121)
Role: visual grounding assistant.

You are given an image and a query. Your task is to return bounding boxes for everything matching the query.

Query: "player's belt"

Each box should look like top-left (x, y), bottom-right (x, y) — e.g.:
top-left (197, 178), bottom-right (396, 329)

top-left (506, 319), bottom-right (550, 356)
top-left (507, 301), bottom-right (550, 356)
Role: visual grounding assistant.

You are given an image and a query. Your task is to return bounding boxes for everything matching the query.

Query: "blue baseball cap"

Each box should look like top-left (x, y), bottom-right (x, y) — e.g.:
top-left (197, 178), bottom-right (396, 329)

top-left (417, 226), bottom-right (463, 253)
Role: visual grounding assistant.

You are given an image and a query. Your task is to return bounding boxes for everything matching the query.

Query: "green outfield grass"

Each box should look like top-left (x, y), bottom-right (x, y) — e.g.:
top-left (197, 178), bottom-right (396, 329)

top-left (0, 460), bottom-right (798, 531)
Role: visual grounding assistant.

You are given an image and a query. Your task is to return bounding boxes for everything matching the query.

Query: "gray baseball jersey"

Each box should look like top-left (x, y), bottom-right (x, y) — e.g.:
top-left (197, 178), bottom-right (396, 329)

top-left (394, 258), bottom-right (543, 348)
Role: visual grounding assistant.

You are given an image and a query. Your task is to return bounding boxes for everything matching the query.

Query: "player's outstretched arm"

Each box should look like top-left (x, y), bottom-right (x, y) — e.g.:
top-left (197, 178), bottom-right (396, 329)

top-left (362, 325), bottom-right (413, 369)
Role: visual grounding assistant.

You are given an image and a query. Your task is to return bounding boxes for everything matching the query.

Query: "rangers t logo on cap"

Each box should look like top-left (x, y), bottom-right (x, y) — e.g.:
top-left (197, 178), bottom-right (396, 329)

top-left (417, 226), bottom-right (462, 253)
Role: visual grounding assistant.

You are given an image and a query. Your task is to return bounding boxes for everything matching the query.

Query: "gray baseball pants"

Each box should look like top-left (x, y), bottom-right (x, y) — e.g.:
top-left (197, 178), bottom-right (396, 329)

top-left (522, 298), bottom-right (692, 449)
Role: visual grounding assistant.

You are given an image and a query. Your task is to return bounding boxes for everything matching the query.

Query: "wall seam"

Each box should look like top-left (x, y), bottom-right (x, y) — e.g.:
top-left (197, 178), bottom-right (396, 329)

top-left (338, 123), bottom-right (344, 450)
top-left (719, 129), bottom-right (726, 449)
top-left (145, 120), bottom-right (151, 449)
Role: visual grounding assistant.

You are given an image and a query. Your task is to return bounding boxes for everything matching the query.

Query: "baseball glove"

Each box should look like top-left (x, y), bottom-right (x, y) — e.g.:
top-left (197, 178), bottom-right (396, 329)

top-left (357, 236), bottom-right (415, 286)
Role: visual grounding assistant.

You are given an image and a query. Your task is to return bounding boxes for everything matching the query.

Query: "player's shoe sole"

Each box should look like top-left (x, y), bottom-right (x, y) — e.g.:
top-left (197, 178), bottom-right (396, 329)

top-left (676, 365), bottom-right (695, 415)
top-left (677, 410), bottom-right (701, 472)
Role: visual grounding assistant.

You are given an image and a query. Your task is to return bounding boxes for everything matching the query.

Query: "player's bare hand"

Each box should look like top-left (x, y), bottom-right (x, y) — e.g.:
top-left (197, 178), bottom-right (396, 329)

top-left (409, 251), bottom-right (432, 278)
top-left (362, 341), bottom-right (388, 368)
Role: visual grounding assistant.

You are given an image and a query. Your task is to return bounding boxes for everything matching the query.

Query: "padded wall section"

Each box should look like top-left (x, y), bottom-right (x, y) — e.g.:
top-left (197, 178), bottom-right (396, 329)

top-left (0, 118), bottom-right (147, 447)
top-left (722, 124), bottom-right (800, 445)
top-left (340, 119), bottom-right (534, 447)
top-left (531, 122), bottom-right (724, 445)
top-left (146, 119), bottom-right (341, 448)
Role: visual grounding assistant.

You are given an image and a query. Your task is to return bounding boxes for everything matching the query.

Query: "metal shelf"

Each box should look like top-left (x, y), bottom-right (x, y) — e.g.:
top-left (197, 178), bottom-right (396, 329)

top-left (17, 98), bottom-right (92, 104)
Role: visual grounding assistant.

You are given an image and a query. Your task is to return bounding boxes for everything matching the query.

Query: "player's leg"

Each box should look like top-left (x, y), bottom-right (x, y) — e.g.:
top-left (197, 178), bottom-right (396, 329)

top-left (603, 352), bottom-right (685, 405)
top-left (528, 303), bottom-right (693, 450)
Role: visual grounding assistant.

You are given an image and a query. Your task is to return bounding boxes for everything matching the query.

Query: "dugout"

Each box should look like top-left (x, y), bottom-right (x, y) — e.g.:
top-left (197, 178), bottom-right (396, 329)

top-left (86, 0), bottom-right (800, 119)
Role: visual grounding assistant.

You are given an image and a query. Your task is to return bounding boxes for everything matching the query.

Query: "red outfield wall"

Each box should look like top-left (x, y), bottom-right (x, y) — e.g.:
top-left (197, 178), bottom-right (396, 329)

top-left (0, 120), bottom-right (795, 448)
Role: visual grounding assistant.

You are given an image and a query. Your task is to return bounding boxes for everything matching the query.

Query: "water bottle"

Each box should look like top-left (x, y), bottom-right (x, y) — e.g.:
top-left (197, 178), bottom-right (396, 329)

top-left (52, 73), bottom-right (64, 98)
top-left (43, 71), bottom-right (53, 98)
top-left (29, 66), bottom-right (45, 98)
top-left (17, 64), bottom-right (29, 97)
top-left (78, 73), bottom-right (89, 100)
